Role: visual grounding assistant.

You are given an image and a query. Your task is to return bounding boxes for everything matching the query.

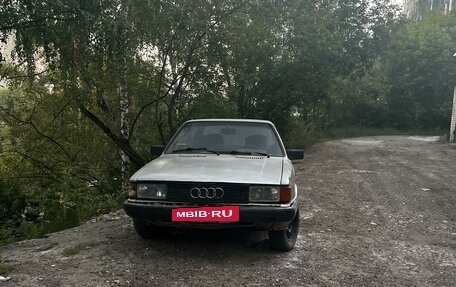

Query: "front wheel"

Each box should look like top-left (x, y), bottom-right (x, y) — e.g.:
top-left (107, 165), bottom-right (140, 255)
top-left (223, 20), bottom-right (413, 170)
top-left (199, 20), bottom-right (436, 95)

top-left (268, 209), bottom-right (300, 251)
top-left (133, 218), bottom-right (166, 239)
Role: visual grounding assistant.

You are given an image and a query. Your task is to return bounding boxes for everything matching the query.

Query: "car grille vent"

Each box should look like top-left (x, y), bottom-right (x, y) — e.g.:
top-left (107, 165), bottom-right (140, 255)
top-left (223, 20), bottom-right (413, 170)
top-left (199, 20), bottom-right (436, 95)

top-left (166, 182), bottom-right (249, 203)
top-left (235, 156), bottom-right (264, 160)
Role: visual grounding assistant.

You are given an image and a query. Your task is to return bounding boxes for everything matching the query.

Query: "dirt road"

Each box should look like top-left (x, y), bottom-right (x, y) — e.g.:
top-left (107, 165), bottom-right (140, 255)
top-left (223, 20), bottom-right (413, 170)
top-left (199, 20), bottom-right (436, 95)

top-left (1, 136), bottom-right (455, 286)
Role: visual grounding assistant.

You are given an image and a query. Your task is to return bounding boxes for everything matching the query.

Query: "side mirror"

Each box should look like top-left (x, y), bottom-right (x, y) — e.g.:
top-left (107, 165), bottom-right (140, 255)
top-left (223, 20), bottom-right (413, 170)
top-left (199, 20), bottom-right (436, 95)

top-left (150, 145), bottom-right (165, 156)
top-left (286, 149), bottom-right (304, 160)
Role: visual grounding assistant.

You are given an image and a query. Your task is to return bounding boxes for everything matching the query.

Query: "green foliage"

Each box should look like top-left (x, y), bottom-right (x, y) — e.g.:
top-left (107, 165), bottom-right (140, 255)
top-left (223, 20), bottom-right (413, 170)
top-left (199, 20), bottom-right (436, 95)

top-left (0, 0), bottom-right (454, 245)
top-left (0, 84), bottom-right (123, 245)
top-left (382, 12), bottom-right (456, 130)
top-left (0, 178), bottom-right (122, 245)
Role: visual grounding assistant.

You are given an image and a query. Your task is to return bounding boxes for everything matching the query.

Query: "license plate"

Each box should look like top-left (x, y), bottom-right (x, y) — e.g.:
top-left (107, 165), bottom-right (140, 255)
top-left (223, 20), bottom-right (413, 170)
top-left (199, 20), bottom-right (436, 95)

top-left (171, 206), bottom-right (240, 223)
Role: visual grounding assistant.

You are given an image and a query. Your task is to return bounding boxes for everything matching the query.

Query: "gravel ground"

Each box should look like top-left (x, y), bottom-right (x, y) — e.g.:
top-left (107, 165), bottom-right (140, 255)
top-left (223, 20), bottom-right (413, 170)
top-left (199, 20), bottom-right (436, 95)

top-left (1, 136), bottom-right (455, 287)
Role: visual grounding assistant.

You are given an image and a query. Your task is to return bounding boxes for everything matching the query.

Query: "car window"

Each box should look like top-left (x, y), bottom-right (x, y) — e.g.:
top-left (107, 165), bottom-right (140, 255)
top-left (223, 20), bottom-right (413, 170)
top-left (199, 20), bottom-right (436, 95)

top-left (165, 122), bottom-right (284, 156)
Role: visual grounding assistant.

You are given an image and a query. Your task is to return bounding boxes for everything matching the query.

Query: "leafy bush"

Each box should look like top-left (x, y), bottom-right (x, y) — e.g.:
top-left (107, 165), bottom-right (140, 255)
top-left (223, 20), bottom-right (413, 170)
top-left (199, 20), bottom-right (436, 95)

top-left (0, 181), bottom-right (122, 246)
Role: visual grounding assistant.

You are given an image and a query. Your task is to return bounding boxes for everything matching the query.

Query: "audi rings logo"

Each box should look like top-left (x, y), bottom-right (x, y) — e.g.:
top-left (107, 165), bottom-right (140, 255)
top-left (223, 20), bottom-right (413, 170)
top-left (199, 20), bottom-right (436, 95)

top-left (190, 187), bottom-right (224, 199)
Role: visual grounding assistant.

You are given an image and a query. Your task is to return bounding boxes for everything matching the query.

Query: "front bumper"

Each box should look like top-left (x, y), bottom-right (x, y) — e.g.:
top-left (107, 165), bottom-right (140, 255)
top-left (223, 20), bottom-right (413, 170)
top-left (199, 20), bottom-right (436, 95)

top-left (124, 200), bottom-right (298, 230)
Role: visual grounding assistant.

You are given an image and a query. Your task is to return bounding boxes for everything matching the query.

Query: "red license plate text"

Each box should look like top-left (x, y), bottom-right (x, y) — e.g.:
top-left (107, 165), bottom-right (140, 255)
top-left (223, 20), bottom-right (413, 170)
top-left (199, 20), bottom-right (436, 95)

top-left (172, 206), bottom-right (240, 223)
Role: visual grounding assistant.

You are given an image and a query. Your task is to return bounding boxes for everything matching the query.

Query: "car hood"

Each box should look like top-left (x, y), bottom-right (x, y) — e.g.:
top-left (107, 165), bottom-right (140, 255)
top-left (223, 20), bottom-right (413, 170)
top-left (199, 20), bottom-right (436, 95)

top-left (130, 154), bottom-right (284, 185)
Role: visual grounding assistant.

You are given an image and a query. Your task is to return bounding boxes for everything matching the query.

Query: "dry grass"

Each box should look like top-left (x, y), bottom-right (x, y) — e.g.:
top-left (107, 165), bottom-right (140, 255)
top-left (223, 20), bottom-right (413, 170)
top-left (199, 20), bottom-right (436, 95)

top-left (0, 263), bottom-right (14, 276)
top-left (62, 242), bottom-right (96, 257)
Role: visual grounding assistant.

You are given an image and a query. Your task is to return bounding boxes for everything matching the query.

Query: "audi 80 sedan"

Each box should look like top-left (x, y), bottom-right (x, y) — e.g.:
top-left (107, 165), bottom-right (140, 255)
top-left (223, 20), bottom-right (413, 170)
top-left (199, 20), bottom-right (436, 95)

top-left (124, 119), bottom-right (304, 251)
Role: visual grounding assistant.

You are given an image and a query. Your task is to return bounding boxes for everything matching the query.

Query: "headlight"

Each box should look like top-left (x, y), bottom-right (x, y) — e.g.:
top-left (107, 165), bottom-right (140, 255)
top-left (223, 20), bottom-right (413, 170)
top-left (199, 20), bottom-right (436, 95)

top-left (137, 183), bottom-right (167, 199)
top-left (249, 186), bottom-right (280, 202)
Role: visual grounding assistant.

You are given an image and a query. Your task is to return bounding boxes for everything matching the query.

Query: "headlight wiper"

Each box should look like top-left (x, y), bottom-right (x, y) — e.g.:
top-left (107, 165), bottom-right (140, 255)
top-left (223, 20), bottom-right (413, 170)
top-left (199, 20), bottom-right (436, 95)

top-left (171, 147), bottom-right (220, 155)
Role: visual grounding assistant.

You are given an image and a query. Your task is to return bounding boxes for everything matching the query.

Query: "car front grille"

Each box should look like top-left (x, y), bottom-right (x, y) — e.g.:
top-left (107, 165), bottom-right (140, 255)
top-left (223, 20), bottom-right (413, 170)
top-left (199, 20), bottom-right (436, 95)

top-left (166, 182), bottom-right (250, 204)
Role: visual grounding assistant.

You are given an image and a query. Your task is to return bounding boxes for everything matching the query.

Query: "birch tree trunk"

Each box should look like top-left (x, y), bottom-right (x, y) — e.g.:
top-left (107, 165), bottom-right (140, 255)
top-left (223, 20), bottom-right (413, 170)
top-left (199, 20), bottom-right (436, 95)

top-left (119, 83), bottom-right (130, 184)
top-left (118, 1), bottom-right (130, 187)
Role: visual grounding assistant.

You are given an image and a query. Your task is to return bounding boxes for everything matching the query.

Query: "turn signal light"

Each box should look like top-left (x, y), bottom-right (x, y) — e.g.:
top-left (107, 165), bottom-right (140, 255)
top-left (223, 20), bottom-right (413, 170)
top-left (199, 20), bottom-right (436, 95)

top-left (279, 186), bottom-right (293, 203)
top-left (127, 182), bottom-right (137, 198)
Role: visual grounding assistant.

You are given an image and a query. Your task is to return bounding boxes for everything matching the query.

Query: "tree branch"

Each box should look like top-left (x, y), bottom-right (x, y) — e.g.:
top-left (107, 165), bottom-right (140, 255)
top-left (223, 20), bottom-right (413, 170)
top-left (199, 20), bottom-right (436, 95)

top-left (0, 14), bottom-right (77, 31)
top-left (128, 27), bottom-right (181, 142)
top-left (10, 149), bottom-right (62, 183)
top-left (79, 105), bottom-right (145, 167)
top-left (0, 106), bottom-right (73, 160)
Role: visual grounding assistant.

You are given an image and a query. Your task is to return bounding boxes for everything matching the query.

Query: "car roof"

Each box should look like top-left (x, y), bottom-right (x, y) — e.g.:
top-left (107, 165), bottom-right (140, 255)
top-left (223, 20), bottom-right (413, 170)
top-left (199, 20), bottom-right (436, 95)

top-left (185, 119), bottom-right (273, 124)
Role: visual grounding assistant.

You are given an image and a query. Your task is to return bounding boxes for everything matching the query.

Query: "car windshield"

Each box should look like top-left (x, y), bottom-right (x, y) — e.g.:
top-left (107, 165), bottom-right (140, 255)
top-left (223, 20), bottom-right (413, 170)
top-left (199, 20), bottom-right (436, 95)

top-left (165, 121), bottom-right (284, 157)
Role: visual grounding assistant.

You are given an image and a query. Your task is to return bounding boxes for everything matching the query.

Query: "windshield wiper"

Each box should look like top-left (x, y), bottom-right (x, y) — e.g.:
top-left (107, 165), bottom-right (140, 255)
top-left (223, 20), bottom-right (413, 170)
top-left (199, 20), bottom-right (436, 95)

top-left (228, 150), bottom-right (270, 158)
top-left (170, 147), bottom-right (220, 155)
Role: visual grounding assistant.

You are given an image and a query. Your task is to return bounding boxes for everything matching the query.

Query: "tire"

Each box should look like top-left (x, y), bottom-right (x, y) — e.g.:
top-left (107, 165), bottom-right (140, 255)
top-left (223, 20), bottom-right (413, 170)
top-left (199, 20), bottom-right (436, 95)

top-left (133, 218), bottom-right (164, 239)
top-left (268, 209), bottom-right (300, 251)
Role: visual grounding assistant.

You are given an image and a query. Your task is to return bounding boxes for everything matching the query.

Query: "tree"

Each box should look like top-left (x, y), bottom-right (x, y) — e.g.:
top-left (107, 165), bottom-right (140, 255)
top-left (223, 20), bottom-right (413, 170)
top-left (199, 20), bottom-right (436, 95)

top-left (3, 0), bottom-right (445, 244)
top-left (383, 12), bottom-right (456, 129)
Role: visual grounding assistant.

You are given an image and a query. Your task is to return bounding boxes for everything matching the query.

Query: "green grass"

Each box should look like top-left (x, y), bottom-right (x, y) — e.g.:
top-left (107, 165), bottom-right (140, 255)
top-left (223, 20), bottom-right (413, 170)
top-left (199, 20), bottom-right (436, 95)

top-left (0, 263), bottom-right (14, 276)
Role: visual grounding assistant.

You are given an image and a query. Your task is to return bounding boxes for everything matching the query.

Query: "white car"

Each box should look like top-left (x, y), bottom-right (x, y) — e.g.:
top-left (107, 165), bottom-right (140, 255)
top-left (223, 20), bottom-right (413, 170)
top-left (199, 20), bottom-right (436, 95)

top-left (124, 119), bottom-right (303, 250)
